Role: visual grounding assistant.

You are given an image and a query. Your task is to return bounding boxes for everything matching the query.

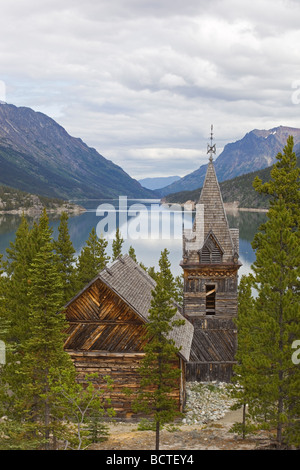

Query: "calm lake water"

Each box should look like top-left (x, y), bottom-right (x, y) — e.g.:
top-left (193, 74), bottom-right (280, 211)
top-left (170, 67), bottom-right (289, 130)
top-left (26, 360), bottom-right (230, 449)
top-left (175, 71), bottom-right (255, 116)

top-left (0, 199), bottom-right (267, 279)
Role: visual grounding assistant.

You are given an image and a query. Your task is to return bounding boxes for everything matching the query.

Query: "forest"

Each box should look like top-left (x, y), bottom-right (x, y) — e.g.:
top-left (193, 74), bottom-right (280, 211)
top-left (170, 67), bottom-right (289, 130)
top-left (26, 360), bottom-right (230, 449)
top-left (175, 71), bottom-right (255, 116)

top-left (0, 137), bottom-right (299, 450)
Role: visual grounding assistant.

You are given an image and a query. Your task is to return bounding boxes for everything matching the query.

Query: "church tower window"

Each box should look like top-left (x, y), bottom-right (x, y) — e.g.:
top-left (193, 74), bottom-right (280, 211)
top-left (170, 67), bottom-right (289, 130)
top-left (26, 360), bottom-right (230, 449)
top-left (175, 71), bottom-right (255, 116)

top-left (205, 285), bottom-right (216, 315)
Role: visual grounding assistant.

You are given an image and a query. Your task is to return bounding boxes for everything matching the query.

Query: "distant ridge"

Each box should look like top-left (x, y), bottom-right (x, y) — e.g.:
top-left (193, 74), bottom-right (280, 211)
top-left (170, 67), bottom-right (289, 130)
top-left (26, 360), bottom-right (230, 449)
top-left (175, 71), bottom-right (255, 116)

top-left (158, 126), bottom-right (300, 196)
top-left (139, 175), bottom-right (180, 190)
top-left (0, 103), bottom-right (155, 200)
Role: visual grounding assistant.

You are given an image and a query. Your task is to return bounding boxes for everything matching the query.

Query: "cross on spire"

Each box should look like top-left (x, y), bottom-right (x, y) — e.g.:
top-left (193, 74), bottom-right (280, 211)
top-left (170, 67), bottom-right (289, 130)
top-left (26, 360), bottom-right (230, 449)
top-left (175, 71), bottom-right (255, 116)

top-left (207, 124), bottom-right (216, 162)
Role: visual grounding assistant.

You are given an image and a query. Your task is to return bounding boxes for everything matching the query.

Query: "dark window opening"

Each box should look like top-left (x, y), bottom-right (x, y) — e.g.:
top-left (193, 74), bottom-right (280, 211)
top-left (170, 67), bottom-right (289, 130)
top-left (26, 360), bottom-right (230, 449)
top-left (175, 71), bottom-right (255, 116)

top-left (206, 285), bottom-right (216, 315)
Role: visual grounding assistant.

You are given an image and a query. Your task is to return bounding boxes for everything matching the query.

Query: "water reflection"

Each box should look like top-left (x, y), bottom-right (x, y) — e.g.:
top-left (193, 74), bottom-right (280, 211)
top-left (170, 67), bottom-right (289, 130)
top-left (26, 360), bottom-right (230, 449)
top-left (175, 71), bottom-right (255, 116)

top-left (0, 201), bottom-right (267, 279)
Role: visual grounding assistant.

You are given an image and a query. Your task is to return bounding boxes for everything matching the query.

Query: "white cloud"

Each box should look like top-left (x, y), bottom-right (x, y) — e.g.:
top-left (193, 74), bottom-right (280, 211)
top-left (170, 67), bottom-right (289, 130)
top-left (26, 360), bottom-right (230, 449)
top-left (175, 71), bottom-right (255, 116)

top-left (1, 0), bottom-right (300, 179)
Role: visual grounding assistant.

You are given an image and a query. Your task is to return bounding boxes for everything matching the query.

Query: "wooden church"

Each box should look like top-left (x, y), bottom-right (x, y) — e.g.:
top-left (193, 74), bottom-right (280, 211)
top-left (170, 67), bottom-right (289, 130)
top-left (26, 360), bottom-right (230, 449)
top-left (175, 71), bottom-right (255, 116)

top-left (181, 128), bottom-right (241, 382)
top-left (63, 127), bottom-right (241, 416)
top-left (63, 254), bottom-right (194, 417)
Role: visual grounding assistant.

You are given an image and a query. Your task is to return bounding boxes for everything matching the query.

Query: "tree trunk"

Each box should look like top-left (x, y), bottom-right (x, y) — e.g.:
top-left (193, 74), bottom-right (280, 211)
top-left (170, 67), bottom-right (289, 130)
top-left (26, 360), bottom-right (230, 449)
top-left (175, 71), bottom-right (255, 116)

top-left (242, 403), bottom-right (246, 440)
top-left (156, 421), bottom-right (160, 451)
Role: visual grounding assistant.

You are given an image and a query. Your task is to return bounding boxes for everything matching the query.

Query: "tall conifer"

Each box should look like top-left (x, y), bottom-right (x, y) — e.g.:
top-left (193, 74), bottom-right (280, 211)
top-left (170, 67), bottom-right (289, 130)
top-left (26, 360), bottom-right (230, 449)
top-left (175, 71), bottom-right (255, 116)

top-left (233, 137), bottom-right (300, 448)
top-left (15, 209), bottom-right (76, 449)
top-left (112, 227), bottom-right (124, 261)
top-left (249, 199), bottom-right (300, 446)
top-left (54, 211), bottom-right (77, 304)
top-left (76, 228), bottom-right (110, 289)
top-left (0, 209), bottom-right (77, 449)
top-left (133, 249), bottom-right (185, 450)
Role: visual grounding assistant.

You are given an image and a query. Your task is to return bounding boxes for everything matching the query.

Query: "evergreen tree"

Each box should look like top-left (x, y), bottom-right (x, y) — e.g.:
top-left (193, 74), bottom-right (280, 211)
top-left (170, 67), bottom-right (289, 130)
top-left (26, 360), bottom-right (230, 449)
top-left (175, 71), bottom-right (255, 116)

top-left (0, 216), bottom-right (37, 445)
top-left (76, 228), bottom-right (110, 289)
top-left (155, 249), bottom-right (183, 306)
top-left (230, 275), bottom-right (258, 439)
top-left (231, 137), bottom-right (300, 448)
top-left (0, 210), bottom-right (77, 449)
top-left (54, 212), bottom-right (77, 304)
top-left (253, 135), bottom-right (300, 231)
top-left (248, 198), bottom-right (300, 447)
top-left (3, 215), bottom-right (36, 347)
top-left (133, 250), bottom-right (185, 450)
top-left (112, 227), bottom-right (124, 261)
top-left (174, 274), bottom-right (184, 307)
top-left (13, 209), bottom-right (77, 449)
top-left (128, 245), bottom-right (137, 262)
top-left (158, 249), bottom-right (174, 291)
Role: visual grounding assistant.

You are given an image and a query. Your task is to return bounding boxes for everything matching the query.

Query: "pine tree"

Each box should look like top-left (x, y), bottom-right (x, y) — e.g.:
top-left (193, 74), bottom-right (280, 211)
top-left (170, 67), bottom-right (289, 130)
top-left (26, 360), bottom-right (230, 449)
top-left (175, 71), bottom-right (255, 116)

top-left (157, 248), bottom-right (183, 306)
top-left (128, 245), bottom-right (137, 262)
top-left (0, 210), bottom-right (77, 449)
top-left (3, 215), bottom-right (36, 347)
top-left (230, 275), bottom-right (258, 438)
top-left (54, 211), bottom-right (77, 304)
top-left (112, 227), bottom-right (124, 261)
top-left (13, 209), bottom-right (77, 449)
top-left (231, 137), bottom-right (300, 448)
top-left (76, 228), bottom-right (110, 289)
top-left (0, 215), bottom-right (38, 446)
top-left (253, 134), bottom-right (300, 232)
top-left (249, 198), bottom-right (300, 447)
top-left (133, 250), bottom-right (185, 450)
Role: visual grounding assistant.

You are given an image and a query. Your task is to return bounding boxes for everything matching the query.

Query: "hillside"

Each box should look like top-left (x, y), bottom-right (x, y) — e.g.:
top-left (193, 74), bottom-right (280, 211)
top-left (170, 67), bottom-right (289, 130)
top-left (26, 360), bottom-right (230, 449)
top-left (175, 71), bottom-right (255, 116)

top-left (0, 103), bottom-right (155, 200)
top-left (0, 184), bottom-right (84, 215)
top-left (163, 155), bottom-right (300, 209)
top-left (159, 126), bottom-right (300, 196)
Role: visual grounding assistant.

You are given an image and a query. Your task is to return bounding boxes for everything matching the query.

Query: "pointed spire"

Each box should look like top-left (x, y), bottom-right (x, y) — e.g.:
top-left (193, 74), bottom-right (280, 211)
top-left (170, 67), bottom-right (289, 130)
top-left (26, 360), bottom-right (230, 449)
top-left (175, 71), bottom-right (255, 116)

top-left (198, 126), bottom-right (235, 262)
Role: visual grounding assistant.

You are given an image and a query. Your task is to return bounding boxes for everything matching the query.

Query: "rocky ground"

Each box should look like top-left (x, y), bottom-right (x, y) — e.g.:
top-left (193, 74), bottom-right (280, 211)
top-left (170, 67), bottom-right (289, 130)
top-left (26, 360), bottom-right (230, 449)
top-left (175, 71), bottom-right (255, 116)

top-left (91, 382), bottom-right (272, 451)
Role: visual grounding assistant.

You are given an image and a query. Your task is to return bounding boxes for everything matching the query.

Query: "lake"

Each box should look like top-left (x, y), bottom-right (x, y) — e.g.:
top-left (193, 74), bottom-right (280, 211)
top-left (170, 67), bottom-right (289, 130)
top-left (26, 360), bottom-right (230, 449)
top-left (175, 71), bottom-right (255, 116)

top-left (0, 199), bottom-right (267, 279)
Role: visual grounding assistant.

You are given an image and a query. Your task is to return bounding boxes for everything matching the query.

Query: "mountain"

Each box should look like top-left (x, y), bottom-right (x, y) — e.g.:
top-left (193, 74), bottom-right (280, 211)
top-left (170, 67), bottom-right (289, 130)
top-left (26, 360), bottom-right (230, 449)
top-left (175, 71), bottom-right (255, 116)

top-left (163, 154), bottom-right (300, 209)
top-left (0, 103), bottom-right (155, 200)
top-left (158, 126), bottom-right (300, 196)
top-left (139, 175), bottom-right (180, 190)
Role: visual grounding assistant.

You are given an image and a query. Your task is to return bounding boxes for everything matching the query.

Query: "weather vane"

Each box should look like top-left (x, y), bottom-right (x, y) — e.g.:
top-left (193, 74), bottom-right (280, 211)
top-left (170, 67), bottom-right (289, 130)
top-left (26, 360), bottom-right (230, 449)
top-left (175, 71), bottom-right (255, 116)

top-left (207, 124), bottom-right (216, 162)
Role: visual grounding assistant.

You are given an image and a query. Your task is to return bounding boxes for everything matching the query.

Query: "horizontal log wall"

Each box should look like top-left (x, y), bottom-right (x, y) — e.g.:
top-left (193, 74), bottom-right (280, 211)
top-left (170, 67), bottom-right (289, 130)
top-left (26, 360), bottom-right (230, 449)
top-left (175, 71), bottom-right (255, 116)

top-left (67, 350), bottom-right (183, 418)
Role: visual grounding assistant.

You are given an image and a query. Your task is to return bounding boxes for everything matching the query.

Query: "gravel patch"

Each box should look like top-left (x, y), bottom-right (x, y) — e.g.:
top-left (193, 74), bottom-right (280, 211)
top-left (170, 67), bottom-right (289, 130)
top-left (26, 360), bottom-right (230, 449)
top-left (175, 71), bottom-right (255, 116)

top-left (182, 381), bottom-right (237, 425)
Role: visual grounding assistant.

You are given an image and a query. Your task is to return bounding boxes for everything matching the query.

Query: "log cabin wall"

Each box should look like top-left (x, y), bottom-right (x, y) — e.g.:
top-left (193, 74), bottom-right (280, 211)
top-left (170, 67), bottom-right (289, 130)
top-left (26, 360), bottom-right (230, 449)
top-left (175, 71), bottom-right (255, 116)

top-left (66, 351), bottom-right (182, 418)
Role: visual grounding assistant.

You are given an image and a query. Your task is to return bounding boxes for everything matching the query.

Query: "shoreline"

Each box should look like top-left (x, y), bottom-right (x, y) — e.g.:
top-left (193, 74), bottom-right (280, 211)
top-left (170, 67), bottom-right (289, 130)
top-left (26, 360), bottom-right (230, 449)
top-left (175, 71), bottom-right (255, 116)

top-left (0, 205), bottom-right (86, 216)
top-left (162, 200), bottom-right (268, 213)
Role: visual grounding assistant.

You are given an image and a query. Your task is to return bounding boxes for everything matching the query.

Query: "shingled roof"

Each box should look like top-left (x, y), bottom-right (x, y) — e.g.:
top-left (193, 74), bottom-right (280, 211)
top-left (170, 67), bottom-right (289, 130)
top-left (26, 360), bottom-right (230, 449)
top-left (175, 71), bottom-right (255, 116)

top-left (198, 159), bottom-right (235, 263)
top-left (65, 254), bottom-right (194, 362)
top-left (183, 158), bottom-right (239, 265)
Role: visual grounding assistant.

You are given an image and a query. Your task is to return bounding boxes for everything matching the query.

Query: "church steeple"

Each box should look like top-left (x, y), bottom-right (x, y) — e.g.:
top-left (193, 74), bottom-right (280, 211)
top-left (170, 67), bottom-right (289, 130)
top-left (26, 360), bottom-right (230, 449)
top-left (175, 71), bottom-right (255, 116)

top-left (183, 126), bottom-right (238, 265)
top-left (181, 127), bottom-right (241, 318)
top-left (180, 127), bottom-right (242, 382)
top-left (198, 129), bottom-right (237, 264)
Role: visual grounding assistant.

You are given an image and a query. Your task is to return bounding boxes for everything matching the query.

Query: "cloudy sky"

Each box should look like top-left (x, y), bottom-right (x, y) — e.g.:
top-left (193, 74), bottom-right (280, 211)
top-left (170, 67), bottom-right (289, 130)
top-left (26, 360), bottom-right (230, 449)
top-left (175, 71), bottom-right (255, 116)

top-left (1, 0), bottom-right (300, 180)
